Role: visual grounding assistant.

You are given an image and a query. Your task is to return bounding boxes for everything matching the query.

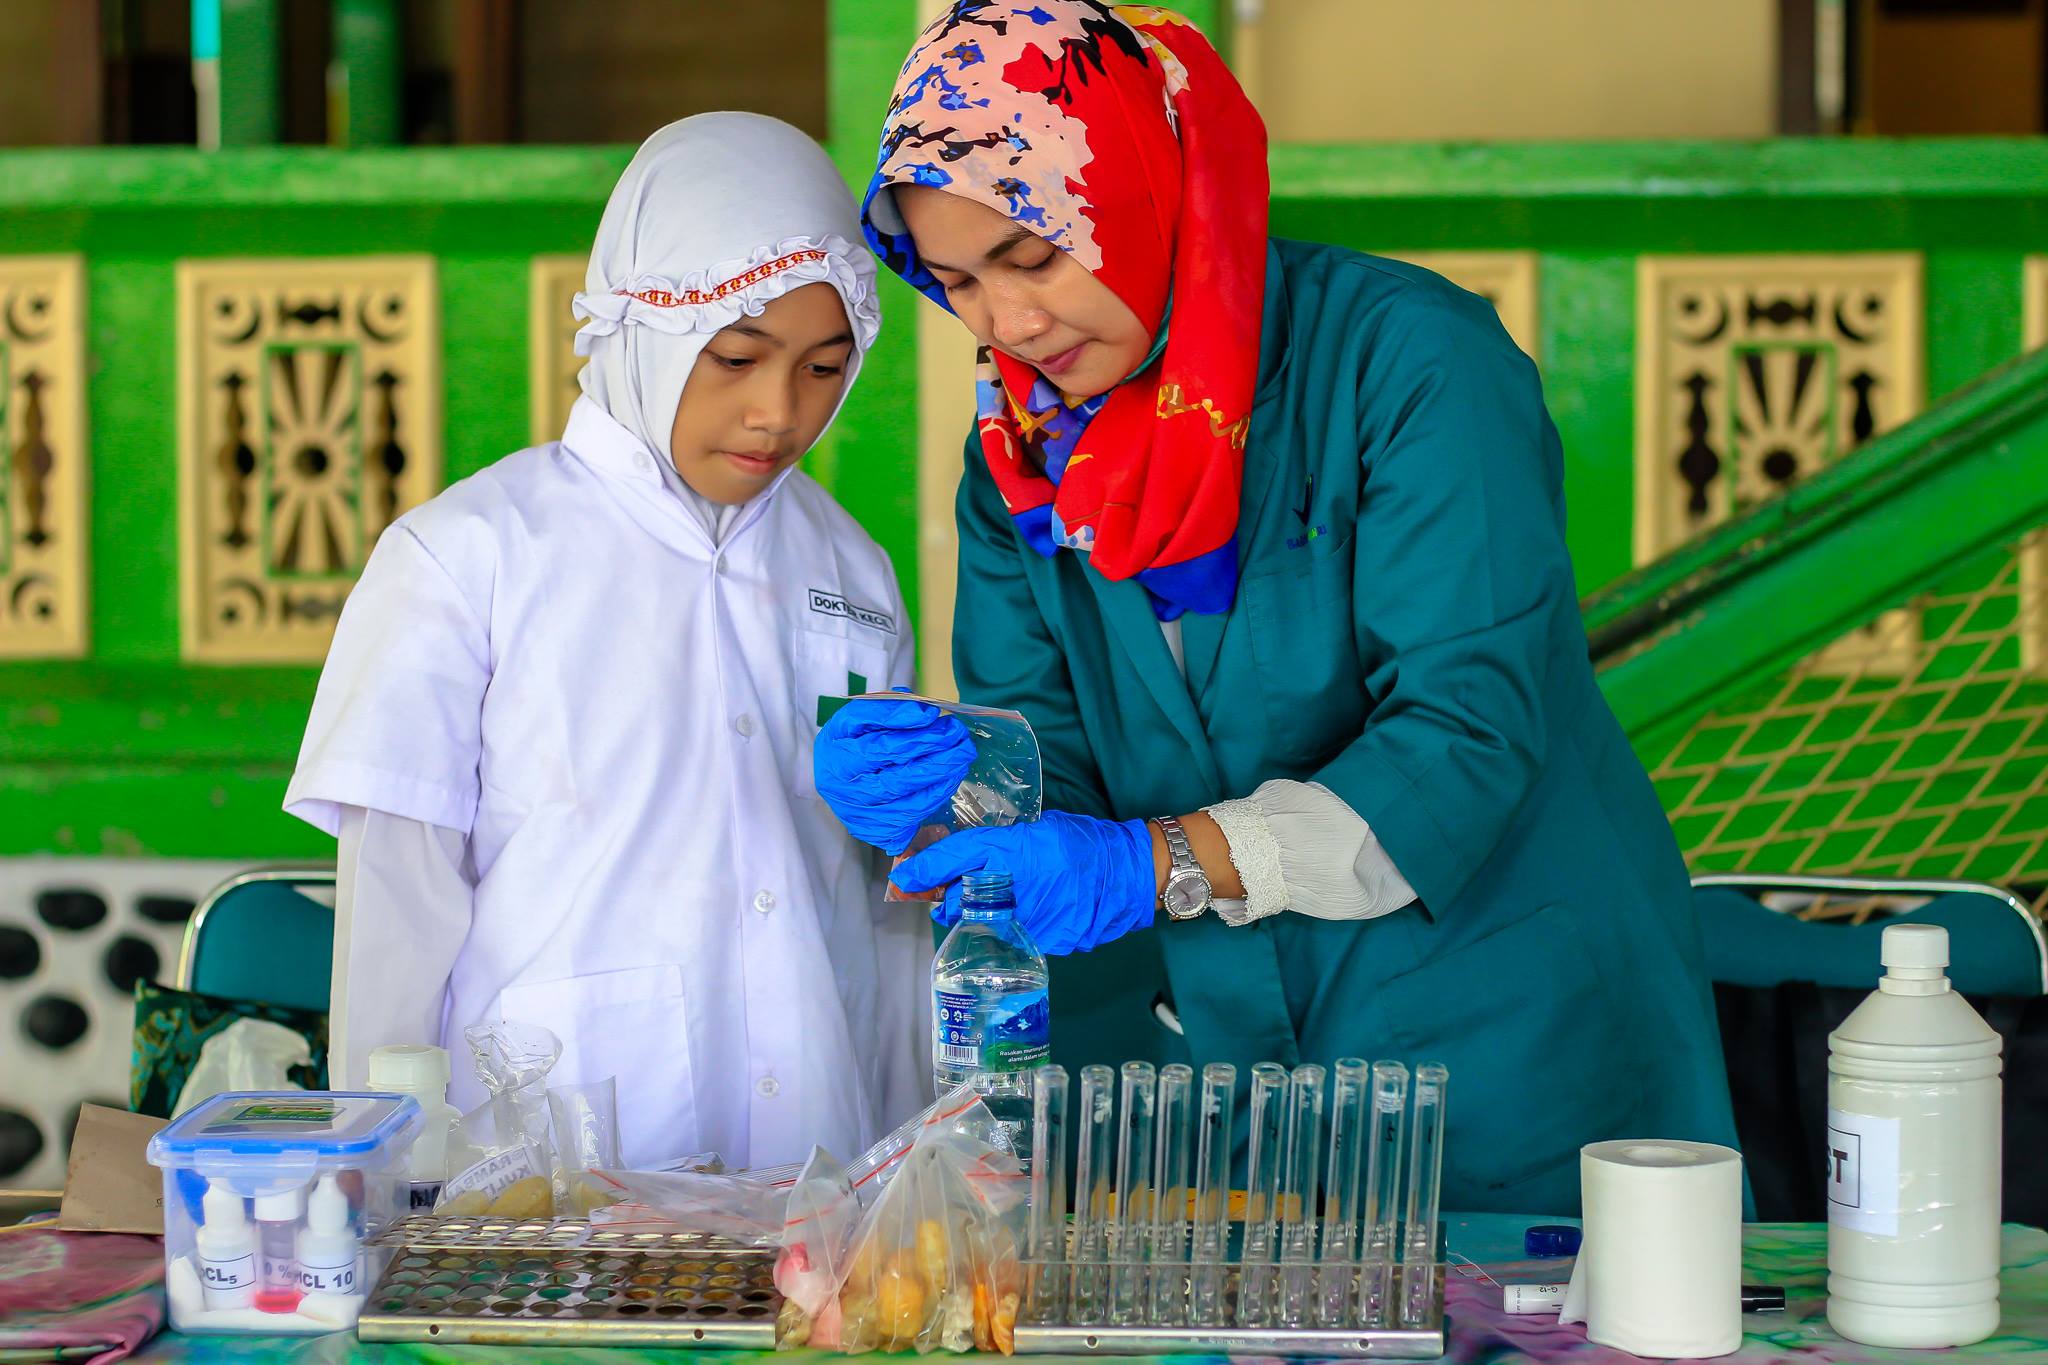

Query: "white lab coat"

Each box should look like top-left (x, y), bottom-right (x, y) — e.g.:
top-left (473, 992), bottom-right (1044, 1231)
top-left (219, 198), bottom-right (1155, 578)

top-left (286, 395), bottom-right (933, 1169)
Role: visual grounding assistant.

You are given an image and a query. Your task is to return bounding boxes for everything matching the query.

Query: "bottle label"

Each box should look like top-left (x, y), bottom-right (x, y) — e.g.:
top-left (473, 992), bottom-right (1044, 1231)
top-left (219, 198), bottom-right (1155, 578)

top-left (1826, 1107), bottom-right (1902, 1236)
top-left (299, 1254), bottom-right (360, 1295)
top-left (201, 1252), bottom-right (256, 1291)
top-left (936, 990), bottom-right (981, 1068)
top-left (985, 989), bottom-right (1050, 1072)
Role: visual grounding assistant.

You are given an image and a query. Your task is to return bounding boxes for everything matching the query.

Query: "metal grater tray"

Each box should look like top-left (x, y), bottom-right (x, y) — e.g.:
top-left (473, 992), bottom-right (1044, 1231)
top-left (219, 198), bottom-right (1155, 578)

top-left (356, 1215), bottom-right (782, 1347)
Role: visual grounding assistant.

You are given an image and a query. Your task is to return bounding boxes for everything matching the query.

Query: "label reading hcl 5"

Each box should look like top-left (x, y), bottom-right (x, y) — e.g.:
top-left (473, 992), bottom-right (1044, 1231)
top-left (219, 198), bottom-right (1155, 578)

top-left (201, 1253), bottom-right (256, 1290)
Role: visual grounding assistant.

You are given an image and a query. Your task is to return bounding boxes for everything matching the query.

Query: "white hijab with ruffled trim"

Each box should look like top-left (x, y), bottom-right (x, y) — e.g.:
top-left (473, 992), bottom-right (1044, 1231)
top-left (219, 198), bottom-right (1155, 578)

top-left (572, 113), bottom-right (880, 536)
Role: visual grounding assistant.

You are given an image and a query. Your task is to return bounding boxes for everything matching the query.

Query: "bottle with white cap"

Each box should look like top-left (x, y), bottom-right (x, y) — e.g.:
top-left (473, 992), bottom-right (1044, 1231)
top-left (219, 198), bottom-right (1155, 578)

top-left (1827, 922), bottom-right (2003, 1347)
top-left (368, 1044), bottom-right (460, 1212)
top-left (252, 1184), bottom-right (306, 1314)
top-left (296, 1173), bottom-right (364, 1314)
top-left (195, 1183), bottom-right (258, 1310)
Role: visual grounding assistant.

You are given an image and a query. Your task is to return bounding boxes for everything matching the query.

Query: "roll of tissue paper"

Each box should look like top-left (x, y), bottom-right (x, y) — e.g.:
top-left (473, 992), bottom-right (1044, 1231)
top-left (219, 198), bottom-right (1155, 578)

top-left (1559, 1140), bottom-right (1744, 1358)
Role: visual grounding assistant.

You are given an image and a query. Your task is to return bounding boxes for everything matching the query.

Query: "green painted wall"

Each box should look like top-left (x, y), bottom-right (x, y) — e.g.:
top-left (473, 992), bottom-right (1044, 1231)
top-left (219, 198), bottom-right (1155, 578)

top-left (4, 44), bottom-right (2047, 869)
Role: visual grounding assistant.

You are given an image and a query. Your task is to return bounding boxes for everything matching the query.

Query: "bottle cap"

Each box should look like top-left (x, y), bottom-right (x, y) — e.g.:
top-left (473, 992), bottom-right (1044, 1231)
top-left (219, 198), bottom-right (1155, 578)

top-left (1523, 1224), bottom-right (1581, 1257)
top-left (368, 1044), bottom-right (451, 1095)
top-left (201, 1182), bottom-right (248, 1230)
top-left (307, 1173), bottom-right (350, 1234)
top-left (1881, 923), bottom-right (1948, 975)
top-left (253, 1185), bottom-right (306, 1222)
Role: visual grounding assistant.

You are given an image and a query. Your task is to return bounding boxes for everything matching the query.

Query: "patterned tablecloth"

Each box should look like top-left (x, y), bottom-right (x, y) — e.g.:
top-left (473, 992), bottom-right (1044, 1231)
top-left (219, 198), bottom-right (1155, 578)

top-left (42, 1215), bottom-right (2048, 1364)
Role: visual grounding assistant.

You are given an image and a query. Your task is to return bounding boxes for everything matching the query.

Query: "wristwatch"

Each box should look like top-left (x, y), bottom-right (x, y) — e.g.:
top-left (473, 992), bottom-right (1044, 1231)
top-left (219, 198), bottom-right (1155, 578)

top-left (1155, 815), bottom-right (1213, 920)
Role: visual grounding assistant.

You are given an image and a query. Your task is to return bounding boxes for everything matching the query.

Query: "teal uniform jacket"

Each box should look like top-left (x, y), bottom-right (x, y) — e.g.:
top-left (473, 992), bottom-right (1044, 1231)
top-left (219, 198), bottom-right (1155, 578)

top-left (950, 237), bottom-right (1739, 1215)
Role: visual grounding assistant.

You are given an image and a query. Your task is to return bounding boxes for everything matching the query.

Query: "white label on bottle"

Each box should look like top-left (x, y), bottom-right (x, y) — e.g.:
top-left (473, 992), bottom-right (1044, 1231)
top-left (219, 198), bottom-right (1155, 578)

top-left (1826, 1108), bottom-right (1902, 1236)
top-left (201, 1252), bottom-right (256, 1291)
top-left (299, 1254), bottom-right (360, 1295)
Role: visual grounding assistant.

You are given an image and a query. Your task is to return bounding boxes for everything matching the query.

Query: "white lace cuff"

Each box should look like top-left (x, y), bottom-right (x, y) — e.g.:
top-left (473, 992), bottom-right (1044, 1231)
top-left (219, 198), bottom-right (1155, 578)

top-left (1204, 794), bottom-right (1289, 926)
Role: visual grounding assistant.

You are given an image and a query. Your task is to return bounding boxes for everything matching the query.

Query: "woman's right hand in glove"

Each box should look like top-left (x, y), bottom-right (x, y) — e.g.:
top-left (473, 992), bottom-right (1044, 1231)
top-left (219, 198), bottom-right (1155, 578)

top-left (812, 696), bottom-right (976, 854)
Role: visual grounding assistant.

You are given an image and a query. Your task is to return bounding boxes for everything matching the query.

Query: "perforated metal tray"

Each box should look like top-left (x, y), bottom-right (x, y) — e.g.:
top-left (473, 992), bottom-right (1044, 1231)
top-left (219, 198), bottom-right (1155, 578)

top-left (356, 1215), bottom-right (781, 1347)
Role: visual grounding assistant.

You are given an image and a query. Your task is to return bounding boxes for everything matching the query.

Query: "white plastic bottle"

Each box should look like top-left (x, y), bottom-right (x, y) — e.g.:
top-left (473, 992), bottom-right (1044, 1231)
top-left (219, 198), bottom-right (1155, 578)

top-left (368, 1043), bottom-right (460, 1212)
top-left (1826, 923), bottom-right (2003, 1347)
top-left (195, 1183), bottom-right (258, 1310)
top-left (296, 1173), bottom-right (364, 1322)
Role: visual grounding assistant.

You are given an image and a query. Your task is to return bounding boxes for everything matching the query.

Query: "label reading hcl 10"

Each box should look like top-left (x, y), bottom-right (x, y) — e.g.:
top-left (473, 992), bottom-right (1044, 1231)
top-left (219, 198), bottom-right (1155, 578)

top-left (201, 1253), bottom-right (256, 1290)
top-left (1826, 1107), bottom-right (1902, 1236)
top-left (299, 1255), bottom-right (359, 1294)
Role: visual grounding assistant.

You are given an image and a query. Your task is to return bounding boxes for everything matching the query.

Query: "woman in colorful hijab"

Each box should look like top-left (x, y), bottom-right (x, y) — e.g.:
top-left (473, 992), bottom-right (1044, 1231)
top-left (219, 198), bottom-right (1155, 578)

top-left (817, 2), bottom-right (1737, 1214)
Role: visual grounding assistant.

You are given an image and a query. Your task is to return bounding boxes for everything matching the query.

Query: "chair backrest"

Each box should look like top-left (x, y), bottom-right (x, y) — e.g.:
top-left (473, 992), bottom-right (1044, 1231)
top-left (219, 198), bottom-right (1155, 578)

top-left (176, 865), bottom-right (337, 1013)
top-left (1693, 873), bottom-right (2048, 998)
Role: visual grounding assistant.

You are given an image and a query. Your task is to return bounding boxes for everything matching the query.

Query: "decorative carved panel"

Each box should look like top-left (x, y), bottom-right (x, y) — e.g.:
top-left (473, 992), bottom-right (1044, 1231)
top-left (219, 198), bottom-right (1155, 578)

top-left (0, 256), bottom-right (88, 658)
top-left (1391, 250), bottom-right (1540, 361)
top-left (177, 257), bottom-right (440, 663)
top-left (1636, 254), bottom-right (1924, 672)
top-left (530, 254), bottom-right (587, 446)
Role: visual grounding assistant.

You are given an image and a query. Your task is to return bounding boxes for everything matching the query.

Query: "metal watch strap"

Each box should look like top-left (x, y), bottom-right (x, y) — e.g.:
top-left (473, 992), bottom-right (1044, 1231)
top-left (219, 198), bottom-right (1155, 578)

top-left (1158, 815), bottom-right (1197, 873)
top-left (1155, 815), bottom-right (1211, 919)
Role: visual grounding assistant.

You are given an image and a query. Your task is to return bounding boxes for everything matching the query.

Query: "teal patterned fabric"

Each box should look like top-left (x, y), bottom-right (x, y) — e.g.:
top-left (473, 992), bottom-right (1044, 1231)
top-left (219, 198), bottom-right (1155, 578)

top-left (129, 980), bottom-right (328, 1119)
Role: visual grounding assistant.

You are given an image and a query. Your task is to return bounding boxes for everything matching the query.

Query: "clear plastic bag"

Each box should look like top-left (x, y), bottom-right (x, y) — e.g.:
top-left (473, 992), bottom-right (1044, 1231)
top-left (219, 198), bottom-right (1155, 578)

top-left (548, 1077), bottom-right (622, 1214)
top-left (437, 1021), bottom-right (561, 1217)
top-left (573, 1167), bottom-right (788, 1244)
top-left (779, 1093), bottom-right (1028, 1354)
top-left (776, 1146), bottom-right (863, 1337)
top-left (827, 694), bottom-right (1039, 903)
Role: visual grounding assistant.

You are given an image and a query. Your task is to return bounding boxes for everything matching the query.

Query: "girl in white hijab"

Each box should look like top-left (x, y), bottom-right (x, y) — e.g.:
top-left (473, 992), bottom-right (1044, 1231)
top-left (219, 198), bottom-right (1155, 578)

top-left (287, 114), bottom-right (931, 1171)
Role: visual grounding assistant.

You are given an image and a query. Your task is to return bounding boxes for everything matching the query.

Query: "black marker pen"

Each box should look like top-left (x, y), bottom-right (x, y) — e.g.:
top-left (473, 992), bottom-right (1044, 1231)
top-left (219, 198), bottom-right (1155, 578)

top-left (1503, 1283), bottom-right (1787, 1314)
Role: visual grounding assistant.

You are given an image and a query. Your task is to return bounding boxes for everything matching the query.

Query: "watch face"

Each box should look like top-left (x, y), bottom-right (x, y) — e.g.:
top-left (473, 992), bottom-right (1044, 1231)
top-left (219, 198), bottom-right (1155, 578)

top-left (1163, 876), bottom-right (1207, 919)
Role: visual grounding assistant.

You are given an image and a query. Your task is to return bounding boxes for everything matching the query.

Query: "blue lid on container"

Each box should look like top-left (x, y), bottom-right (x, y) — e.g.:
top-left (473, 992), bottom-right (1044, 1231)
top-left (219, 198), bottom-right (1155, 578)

top-left (147, 1091), bottom-right (421, 1164)
top-left (1524, 1224), bottom-right (1582, 1258)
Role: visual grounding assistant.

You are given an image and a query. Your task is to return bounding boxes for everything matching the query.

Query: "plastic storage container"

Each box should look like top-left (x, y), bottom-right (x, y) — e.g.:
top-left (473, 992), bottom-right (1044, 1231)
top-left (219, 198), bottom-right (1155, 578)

top-left (1826, 923), bottom-right (2003, 1348)
top-left (147, 1091), bottom-right (422, 1336)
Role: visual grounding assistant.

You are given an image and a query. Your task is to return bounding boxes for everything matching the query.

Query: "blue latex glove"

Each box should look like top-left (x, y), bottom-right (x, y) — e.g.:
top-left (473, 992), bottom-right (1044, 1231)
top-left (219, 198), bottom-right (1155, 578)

top-left (813, 696), bottom-right (976, 854)
top-left (890, 811), bottom-right (1158, 956)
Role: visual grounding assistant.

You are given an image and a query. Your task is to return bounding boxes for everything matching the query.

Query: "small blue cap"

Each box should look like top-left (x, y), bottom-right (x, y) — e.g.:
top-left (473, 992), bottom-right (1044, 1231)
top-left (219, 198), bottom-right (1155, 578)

top-left (1525, 1224), bottom-right (1581, 1258)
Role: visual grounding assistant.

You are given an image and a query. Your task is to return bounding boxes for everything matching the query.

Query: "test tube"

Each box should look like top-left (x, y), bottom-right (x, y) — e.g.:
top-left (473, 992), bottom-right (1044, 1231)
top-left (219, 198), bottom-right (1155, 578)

top-left (1110, 1061), bottom-right (1157, 1325)
top-left (1236, 1061), bottom-right (1289, 1328)
top-left (1319, 1058), bottom-right (1369, 1327)
top-left (1149, 1063), bottom-right (1194, 1325)
top-left (1276, 1063), bottom-right (1326, 1327)
top-left (1399, 1063), bottom-right (1449, 1329)
top-left (1071, 1064), bottom-right (1115, 1322)
top-left (1355, 1061), bottom-right (1408, 1329)
top-left (1189, 1062), bottom-right (1236, 1327)
top-left (1024, 1064), bottom-right (1070, 1325)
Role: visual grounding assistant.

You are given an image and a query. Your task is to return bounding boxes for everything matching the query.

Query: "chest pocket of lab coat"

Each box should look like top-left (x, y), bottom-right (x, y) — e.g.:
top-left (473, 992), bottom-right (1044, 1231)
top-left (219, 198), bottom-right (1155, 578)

top-left (497, 963), bottom-right (695, 1169)
top-left (1243, 529), bottom-right (1366, 766)
top-left (790, 625), bottom-right (893, 800)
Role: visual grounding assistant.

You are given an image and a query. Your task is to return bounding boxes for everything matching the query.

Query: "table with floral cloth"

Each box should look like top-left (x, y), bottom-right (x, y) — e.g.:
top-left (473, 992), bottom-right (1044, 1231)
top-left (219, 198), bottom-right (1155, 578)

top-left (27, 1215), bottom-right (2048, 1364)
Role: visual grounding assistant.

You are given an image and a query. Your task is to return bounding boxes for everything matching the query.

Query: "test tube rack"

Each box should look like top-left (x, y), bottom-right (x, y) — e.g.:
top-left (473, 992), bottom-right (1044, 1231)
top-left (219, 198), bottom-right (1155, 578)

top-left (1011, 1058), bottom-right (1450, 1359)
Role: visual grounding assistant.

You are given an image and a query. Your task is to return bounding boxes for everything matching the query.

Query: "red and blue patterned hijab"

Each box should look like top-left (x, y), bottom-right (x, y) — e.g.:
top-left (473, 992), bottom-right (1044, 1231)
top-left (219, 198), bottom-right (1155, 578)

top-left (862, 2), bottom-right (1268, 619)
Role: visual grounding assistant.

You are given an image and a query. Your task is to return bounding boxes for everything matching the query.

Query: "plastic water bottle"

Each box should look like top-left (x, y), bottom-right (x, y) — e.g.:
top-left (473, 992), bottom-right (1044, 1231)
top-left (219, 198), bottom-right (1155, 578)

top-left (1826, 923), bottom-right (2003, 1347)
top-left (932, 871), bottom-right (1049, 1163)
